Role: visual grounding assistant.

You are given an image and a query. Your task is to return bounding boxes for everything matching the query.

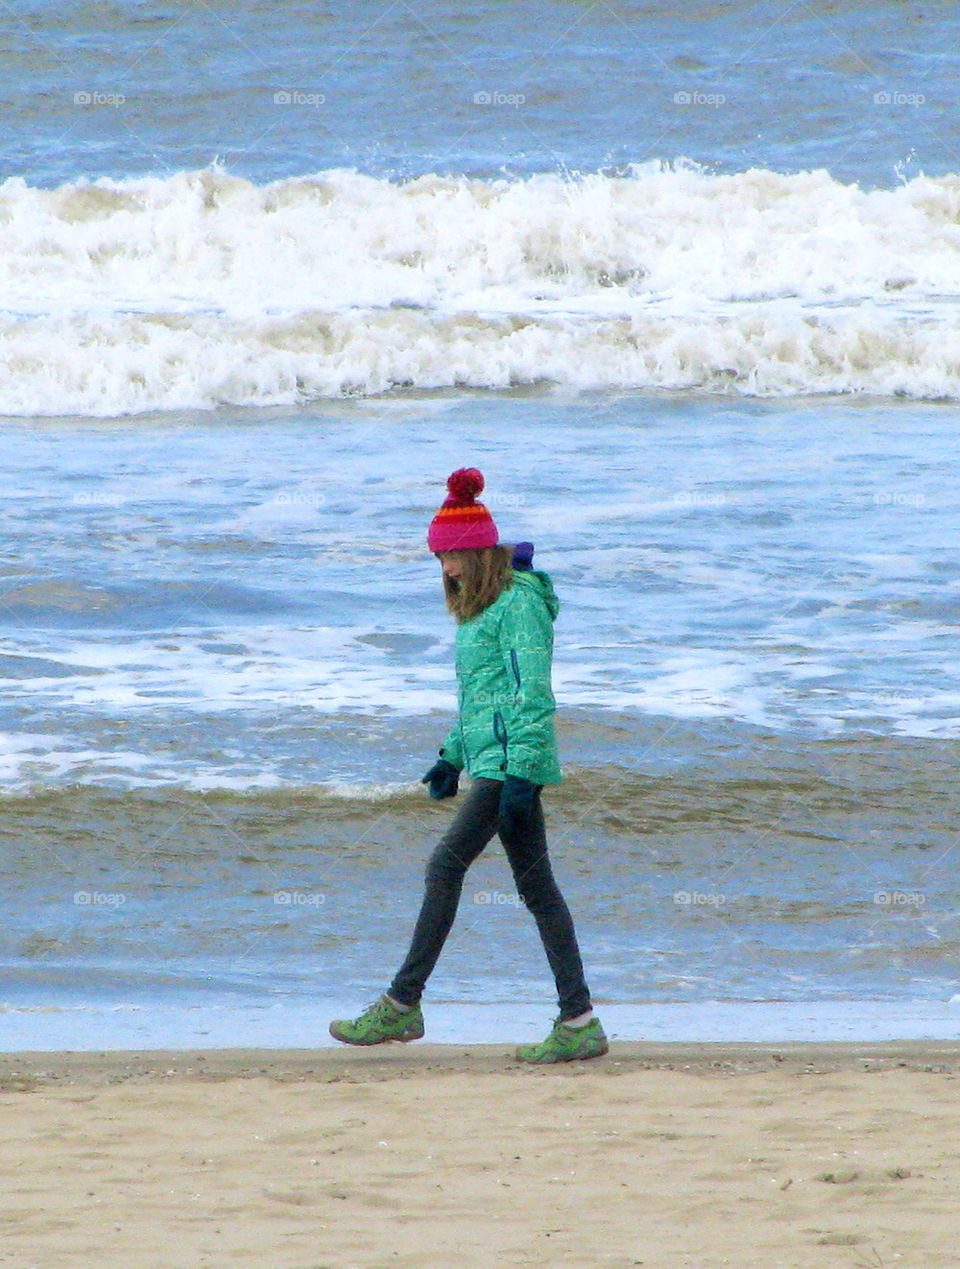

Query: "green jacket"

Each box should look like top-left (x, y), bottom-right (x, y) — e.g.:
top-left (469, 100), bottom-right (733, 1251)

top-left (439, 568), bottom-right (562, 786)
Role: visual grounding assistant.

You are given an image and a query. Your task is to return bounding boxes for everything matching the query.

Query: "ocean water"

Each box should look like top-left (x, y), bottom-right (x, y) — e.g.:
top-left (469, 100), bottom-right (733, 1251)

top-left (2, 1), bottom-right (960, 1049)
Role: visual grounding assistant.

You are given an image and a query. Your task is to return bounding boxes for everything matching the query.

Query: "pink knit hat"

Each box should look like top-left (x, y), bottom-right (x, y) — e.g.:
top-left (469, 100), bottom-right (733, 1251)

top-left (427, 468), bottom-right (499, 552)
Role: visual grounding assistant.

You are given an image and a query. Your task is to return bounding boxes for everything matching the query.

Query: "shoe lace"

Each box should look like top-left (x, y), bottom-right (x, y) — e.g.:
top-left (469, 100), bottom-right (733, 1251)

top-left (348, 998), bottom-right (382, 1028)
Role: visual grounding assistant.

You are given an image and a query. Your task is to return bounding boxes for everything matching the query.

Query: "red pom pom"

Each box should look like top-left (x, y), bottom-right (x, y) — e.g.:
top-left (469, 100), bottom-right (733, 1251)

top-left (446, 467), bottom-right (484, 503)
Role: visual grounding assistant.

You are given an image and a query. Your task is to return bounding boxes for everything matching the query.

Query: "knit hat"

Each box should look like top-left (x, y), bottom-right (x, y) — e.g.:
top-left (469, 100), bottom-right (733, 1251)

top-left (427, 468), bottom-right (499, 552)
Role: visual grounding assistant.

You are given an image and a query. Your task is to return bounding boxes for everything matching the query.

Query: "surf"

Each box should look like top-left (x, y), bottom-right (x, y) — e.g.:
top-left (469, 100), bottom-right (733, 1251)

top-left (3, 163), bottom-right (960, 415)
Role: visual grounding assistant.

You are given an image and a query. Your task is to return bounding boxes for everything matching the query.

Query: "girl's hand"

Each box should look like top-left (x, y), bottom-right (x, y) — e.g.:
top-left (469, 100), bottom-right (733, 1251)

top-left (422, 758), bottom-right (460, 800)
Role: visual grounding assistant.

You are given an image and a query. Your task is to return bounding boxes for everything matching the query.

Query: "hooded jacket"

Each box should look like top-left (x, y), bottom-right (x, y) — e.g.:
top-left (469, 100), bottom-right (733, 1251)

top-left (438, 568), bottom-right (562, 786)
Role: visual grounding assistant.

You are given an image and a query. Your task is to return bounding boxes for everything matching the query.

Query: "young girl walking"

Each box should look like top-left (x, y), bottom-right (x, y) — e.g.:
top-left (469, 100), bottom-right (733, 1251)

top-left (329, 468), bottom-right (607, 1063)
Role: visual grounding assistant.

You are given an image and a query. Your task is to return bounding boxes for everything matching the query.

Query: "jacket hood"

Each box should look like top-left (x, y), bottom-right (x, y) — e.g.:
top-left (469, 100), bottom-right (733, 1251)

top-left (511, 567), bottom-right (559, 621)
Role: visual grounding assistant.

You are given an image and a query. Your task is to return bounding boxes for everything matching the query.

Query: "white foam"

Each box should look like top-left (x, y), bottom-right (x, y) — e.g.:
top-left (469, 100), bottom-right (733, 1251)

top-left (4, 164), bottom-right (960, 414)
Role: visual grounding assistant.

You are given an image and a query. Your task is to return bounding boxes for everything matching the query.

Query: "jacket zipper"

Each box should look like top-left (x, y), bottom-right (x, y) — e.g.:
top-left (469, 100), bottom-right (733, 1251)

top-left (510, 649), bottom-right (522, 701)
top-left (494, 651), bottom-right (522, 772)
top-left (459, 685), bottom-right (469, 774)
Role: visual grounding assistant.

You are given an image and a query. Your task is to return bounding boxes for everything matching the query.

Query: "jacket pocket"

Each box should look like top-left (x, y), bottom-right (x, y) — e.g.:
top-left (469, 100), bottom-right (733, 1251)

top-left (493, 709), bottom-right (509, 770)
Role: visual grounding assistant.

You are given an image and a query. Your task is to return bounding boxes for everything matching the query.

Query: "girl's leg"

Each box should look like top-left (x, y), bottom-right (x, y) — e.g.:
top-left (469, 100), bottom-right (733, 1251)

top-left (499, 789), bottom-right (592, 1020)
top-left (388, 778), bottom-right (502, 1007)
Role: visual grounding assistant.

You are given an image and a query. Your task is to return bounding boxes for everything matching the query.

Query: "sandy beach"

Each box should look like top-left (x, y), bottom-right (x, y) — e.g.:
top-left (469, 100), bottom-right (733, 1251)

top-left (2, 1043), bottom-right (959, 1268)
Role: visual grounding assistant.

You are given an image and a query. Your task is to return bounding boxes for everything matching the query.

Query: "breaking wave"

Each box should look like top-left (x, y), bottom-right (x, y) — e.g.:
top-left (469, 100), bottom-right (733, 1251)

top-left (3, 162), bottom-right (960, 414)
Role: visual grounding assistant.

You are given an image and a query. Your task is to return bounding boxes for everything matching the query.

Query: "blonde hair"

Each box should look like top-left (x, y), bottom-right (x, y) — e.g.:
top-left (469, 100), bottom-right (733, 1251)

top-left (441, 545), bottom-right (514, 622)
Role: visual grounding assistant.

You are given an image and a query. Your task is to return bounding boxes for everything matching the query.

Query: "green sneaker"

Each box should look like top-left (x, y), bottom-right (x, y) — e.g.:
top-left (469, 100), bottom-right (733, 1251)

top-left (515, 1016), bottom-right (609, 1064)
top-left (329, 995), bottom-right (425, 1046)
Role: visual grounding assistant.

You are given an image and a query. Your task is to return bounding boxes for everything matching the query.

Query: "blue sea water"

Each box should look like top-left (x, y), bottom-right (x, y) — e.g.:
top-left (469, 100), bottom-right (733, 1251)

top-left (2, 1), bottom-right (960, 1049)
top-left (5, 0), bottom-right (958, 188)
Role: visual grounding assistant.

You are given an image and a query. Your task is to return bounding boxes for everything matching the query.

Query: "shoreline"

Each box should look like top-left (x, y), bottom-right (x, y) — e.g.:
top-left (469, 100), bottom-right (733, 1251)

top-left (5, 1039), bottom-right (960, 1088)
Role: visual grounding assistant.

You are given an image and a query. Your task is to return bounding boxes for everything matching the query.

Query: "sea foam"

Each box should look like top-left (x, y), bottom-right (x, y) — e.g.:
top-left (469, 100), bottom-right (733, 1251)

top-left (3, 162), bottom-right (960, 414)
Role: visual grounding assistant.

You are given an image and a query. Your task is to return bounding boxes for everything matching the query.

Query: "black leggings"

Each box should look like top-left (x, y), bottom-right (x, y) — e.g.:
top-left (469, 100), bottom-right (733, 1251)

top-left (389, 777), bottom-right (592, 1020)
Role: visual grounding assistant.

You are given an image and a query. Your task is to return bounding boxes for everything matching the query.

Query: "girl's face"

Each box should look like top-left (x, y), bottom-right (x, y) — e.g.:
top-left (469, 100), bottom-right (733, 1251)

top-left (438, 552), bottom-right (464, 580)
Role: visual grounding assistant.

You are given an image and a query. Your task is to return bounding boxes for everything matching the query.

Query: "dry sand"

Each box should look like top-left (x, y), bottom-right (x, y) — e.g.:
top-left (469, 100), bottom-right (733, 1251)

top-left (2, 1042), bottom-right (959, 1268)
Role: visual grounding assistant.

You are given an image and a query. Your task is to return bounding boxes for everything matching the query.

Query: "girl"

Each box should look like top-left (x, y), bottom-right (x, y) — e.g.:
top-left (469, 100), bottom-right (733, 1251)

top-left (330, 468), bottom-right (607, 1063)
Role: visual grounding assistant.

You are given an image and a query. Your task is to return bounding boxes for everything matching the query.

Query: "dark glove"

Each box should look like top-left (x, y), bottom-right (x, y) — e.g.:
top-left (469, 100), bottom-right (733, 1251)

top-left (422, 757), bottom-right (460, 800)
top-left (499, 774), bottom-right (539, 839)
